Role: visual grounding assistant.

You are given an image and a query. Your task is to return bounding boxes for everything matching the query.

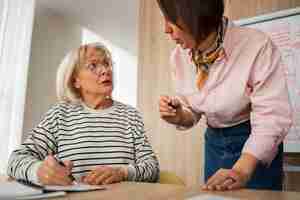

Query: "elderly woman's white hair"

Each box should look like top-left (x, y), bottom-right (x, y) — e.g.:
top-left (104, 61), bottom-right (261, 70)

top-left (56, 42), bottom-right (113, 103)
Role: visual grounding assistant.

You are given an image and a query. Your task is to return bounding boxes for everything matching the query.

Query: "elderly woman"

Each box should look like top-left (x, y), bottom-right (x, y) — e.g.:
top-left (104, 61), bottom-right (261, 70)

top-left (7, 42), bottom-right (159, 186)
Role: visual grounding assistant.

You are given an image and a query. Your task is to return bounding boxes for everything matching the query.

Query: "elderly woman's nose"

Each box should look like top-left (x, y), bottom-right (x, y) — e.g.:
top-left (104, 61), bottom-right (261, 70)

top-left (101, 67), bottom-right (111, 75)
top-left (94, 66), bottom-right (110, 76)
top-left (94, 66), bottom-right (102, 75)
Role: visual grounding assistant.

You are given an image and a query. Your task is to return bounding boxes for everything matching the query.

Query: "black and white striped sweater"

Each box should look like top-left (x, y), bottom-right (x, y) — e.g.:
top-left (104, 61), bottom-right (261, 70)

top-left (7, 101), bottom-right (159, 184)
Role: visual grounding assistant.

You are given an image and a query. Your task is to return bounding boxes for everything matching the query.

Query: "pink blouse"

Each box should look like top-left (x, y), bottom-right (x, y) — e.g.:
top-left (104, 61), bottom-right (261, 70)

top-left (170, 23), bottom-right (293, 165)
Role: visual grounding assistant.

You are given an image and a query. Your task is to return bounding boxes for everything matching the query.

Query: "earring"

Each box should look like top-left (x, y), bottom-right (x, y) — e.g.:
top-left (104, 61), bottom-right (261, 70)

top-left (74, 82), bottom-right (81, 89)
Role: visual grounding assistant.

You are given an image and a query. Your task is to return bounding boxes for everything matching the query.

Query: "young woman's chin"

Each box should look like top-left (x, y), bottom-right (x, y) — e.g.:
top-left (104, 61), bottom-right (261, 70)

top-left (179, 42), bottom-right (193, 50)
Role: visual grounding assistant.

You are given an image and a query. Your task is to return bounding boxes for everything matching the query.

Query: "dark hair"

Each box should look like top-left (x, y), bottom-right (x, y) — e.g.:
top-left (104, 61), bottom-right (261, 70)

top-left (156, 0), bottom-right (224, 43)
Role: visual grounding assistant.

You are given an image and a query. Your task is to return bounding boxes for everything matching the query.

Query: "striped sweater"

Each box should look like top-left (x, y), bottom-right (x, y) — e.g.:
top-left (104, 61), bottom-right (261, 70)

top-left (7, 101), bottom-right (159, 184)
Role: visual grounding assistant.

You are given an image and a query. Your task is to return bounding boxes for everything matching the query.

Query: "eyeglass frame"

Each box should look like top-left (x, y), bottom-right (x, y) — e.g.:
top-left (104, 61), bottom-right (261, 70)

top-left (84, 62), bottom-right (113, 74)
top-left (77, 45), bottom-right (114, 75)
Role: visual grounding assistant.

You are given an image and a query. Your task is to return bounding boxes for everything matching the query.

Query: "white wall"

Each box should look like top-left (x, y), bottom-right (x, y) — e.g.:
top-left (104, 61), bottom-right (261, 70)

top-left (0, 0), bottom-right (3, 15)
top-left (0, 0), bottom-right (35, 174)
top-left (22, 7), bottom-right (82, 139)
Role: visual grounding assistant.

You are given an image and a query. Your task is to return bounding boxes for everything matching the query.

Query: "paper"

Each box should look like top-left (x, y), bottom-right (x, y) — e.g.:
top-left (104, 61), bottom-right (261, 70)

top-left (0, 180), bottom-right (105, 199)
top-left (16, 191), bottom-right (66, 200)
top-left (186, 194), bottom-right (240, 200)
top-left (44, 183), bottom-right (106, 192)
top-left (0, 181), bottom-right (43, 199)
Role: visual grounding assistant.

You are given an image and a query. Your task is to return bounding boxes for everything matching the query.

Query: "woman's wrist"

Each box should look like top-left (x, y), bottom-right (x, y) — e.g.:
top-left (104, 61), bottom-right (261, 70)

top-left (232, 153), bottom-right (258, 182)
top-left (117, 166), bottom-right (128, 181)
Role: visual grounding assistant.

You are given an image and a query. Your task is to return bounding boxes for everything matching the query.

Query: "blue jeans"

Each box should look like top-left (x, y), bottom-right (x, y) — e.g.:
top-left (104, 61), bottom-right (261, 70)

top-left (204, 121), bottom-right (283, 190)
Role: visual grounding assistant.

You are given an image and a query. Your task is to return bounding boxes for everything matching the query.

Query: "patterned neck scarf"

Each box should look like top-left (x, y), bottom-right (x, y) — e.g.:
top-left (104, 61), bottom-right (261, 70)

top-left (191, 17), bottom-right (228, 90)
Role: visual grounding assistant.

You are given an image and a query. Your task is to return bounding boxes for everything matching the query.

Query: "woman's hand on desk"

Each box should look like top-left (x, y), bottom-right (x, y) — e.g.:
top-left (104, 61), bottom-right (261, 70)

top-left (202, 154), bottom-right (258, 191)
top-left (37, 155), bottom-right (73, 186)
top-left (202, 168), bottom-right (250, 191)
top-left (82, 166), bottom-right (127, 185)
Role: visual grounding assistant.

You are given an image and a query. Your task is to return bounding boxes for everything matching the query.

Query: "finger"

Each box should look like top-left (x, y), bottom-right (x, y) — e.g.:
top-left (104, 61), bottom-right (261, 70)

top-left (44, 159), bottom-right (73, 185)
top-left (102, 174), bottom-right (116, 185)
top-left (227, 180), bottom-right (243, 190)
top-left (207, 177), bottom-right (227, 191)
top-left (201, 184), bottom-right (208, 190)
top-left (206, 171), bottom-right (223, 186)
top-left (206, 172), bottom-right (227, 190)
top-left (46, 165), bottom-right (73, 185)
top-left (85, 171), bottom-right (101, 184)
top-left (46, 156), bottom-right (67, 172)
top-left (170, 97), bottom-right (180, 107)
top-left (51, 174), bottom-right (73, 186)
top-left (160, 111), bottom-right (176, 118)
top-left (218, 178), bottom-right (235, 191)
top-left (63, 160), bottom-right (73, 171)
top-left (85, 167), bottom-right (106, 184)
top-left (160, 96), bottom-right (174, 108)
top-left (81, 176), bottom-right (86, 182)
top-left (42, 170), bottom-right (72, 186)
top-left (82, 172), bottom-right (92, 183)
top-left (95, 171), bottom-right (112, 185)
top-left (159, 99), bottom-right (175, 111)
top-left (159, 105), bottom-right (175, 113)
top-left (159, 95), bottom-right (171, 103)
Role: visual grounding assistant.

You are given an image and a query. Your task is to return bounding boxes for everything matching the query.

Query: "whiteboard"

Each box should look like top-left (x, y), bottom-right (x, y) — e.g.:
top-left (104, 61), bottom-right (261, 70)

top-left (236, 7), bottom-right (300, 152)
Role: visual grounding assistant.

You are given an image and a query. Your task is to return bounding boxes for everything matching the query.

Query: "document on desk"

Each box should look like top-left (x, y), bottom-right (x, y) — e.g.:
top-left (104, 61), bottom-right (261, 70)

top-left (16, 192), bottom-right (66, 200)
top-left (0, 181), bottom-right (43, 198)
top-left (186, 194), bottom-right (240, 200)
top-left (44, 183), bottom-right (106, 192)
top-left (0, 180), bottom-right (105, 199)
top-left (0, 181), bottom-right (66, 200)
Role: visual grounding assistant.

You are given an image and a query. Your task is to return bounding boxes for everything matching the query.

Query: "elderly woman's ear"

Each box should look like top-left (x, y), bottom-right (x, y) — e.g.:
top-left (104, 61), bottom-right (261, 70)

top-left (74, 78), bottom-right (81, 89)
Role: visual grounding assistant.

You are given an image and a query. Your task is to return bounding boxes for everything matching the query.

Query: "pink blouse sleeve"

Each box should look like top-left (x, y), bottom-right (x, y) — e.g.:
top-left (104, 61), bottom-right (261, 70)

top-left (242, 38), bottom-right (292, 165)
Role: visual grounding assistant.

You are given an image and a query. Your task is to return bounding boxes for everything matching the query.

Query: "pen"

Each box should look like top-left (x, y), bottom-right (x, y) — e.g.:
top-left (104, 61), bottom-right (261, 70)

top-left (168, 101), bottom-right (179, 109)
top-left (54, 157), bottom-right (76, 182)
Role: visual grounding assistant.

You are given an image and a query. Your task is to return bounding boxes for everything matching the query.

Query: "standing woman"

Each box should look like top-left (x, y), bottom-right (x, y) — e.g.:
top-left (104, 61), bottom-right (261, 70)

top-left (157, 0), bottom-right (292, 191)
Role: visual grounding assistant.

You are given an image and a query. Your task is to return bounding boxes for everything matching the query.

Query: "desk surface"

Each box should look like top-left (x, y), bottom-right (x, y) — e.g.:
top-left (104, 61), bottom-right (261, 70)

top-left (65, 183), bottom-right (300, 200)
top-left (186, 186), bottom-right (300, 200)
top-left (1, 176), bottom-right (300, 200)
top-left (49, 182), bottom-right (185, 200)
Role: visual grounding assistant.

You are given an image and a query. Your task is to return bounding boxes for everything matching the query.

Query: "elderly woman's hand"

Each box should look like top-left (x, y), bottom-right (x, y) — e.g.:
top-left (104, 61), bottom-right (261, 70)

top-left (82, 166), bottom-right (127, 185)
top-left (37, 155), bottom-right (73, 186)
top-left (202, 168), bottom-right (250, 191)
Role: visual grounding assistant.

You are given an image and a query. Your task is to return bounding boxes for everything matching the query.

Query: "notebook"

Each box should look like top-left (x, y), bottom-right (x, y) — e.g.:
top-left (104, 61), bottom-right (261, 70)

top-left (44, 183), bottom-right (106, 192)
top-left (16, 192), bottom-right (66, 200)
top-left (0, 180), bottom-right (106, 199)
top-left (0, 181), bottom-right (43, 199)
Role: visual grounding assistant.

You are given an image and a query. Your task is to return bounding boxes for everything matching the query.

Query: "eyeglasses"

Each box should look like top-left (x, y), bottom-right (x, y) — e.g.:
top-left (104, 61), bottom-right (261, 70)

top-left (85, 62), bottom-right (113, 74)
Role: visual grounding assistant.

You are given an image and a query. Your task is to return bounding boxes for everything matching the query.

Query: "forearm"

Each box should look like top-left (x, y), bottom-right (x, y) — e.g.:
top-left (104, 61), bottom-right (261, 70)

top-left (127, 159), bottom-right (160, 182)
top-left (7, 151), bottom-right (42, 183)
top-left (232, 153), bottom-right (258, 181)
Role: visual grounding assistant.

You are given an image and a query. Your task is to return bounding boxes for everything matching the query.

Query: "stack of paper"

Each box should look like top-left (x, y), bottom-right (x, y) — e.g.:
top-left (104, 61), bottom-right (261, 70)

top-left (0, 181), bottom-right (48, 199)
top-left (186, 194), bottom-right (240, 200)
top-left (0, 180), bottom-right (106, 199)
top-left (44, 183), bottom-right (106, 192)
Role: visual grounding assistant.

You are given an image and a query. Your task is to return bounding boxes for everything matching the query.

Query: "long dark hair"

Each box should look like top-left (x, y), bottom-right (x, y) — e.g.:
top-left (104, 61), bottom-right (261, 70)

top-left (156, 0), bottom-right (224, 43)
